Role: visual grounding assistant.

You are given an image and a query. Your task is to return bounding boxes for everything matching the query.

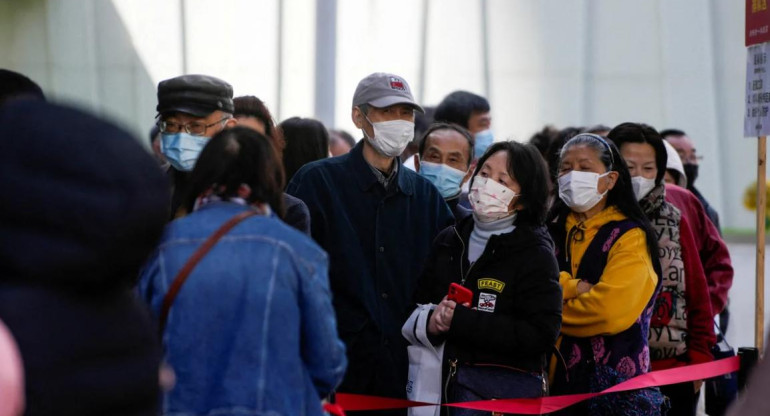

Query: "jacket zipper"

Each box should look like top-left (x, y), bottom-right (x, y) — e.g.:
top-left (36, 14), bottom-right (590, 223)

top-left (452, 227), bottom-right (472, 285)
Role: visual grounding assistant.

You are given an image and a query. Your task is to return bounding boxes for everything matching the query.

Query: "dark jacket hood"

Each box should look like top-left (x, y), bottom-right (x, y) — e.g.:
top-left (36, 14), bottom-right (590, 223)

top-left (0, 100), bottom-right (170, 289)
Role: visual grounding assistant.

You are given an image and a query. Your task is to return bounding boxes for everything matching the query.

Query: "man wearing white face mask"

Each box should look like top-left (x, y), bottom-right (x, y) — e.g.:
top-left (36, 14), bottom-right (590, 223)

top-left (286, 72), bottom-right (454, 411)
top-left (415, 123), bottom-right (475, 221)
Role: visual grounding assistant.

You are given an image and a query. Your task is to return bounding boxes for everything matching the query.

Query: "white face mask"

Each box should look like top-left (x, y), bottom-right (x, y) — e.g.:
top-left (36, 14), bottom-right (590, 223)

top-left (558, 170), bottom-right (610, 213)
top-left (469, 176), bottom-right (517, 222)
top-left (363, 116), bottom-right (415, 158)
top-left (631, 176), bottom-right (656, 201)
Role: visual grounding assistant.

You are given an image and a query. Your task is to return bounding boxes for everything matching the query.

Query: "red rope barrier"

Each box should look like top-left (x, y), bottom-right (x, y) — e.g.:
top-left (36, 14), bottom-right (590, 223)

top-left (335, 356), bottom-right (740, 414)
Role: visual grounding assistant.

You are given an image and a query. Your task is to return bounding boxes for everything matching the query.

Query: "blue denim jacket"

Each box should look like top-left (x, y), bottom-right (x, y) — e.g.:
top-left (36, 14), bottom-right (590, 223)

top-left (138, 202), bottom-right (346, 416)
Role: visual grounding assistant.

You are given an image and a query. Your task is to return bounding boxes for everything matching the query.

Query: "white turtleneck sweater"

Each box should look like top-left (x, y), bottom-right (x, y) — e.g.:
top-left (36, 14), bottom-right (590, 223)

top-left (467, 213), bottom-right (516, 264)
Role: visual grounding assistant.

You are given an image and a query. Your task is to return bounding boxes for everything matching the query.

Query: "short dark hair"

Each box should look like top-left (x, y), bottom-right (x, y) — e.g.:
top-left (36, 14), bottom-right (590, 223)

top-left (417, 122), bottom-right (474, 167)
top-left (329, 129), bottom-right (356, 148)
top-left (0, 69), bottom-right (45, 105)
top-left (184, 126), bottom-right (285, 217)
top-left (528, 125), bottom-right (559, 160)
top-left (545, 126), bottom-right (583, 184)
top-left (469, 141), bottom-right (550, 225)
top-left (608, 122), bottom-right (667, 185)
top-left (434, 91), bottom-right (490, 129)
top-left (659, 128), bottom-right (687, 140)
top-left (279, 117), bottom-right (329, 182)
top-left (233, 95), bottom-right (282, 146)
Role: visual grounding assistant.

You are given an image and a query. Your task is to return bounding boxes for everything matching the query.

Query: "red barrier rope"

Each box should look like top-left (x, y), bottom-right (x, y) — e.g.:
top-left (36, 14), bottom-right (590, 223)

top-left (335, 356), bottom-right (740, 414)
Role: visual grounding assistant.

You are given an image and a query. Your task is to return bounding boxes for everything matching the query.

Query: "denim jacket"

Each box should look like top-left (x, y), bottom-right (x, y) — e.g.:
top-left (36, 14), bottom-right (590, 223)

top-left (138, 202), bottom-right (346, 416)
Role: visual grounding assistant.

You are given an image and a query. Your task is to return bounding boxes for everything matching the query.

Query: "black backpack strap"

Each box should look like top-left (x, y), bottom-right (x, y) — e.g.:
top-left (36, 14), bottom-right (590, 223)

top-left (574, 220), bottom-right (639, 285)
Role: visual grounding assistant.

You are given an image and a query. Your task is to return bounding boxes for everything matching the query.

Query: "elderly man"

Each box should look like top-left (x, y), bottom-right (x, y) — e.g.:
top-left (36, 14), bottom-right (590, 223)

top-left (414, 122), bottom-right (474, 220)
top-left (155, 74), bottom-right (238, 218)
top-left (287, 73), bottom-right (453, 410)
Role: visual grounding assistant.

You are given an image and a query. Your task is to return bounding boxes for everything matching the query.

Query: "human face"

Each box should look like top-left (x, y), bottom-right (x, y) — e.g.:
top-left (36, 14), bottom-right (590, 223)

top-left (558, 144), bottom-right (617, 196)
top-left (352, 103), bottom-right (415, 139)
top-left (467, 111), bottom-right (491, 135)
top-left (235, 115), bottom-right (266, 135)
top-left (160, 110), bottom-right (234, 138)
top-left (666, 135), bottom-right (699, 165)
top-left (620, 142), bottom-right (657, 180)
top-left (474, 150), bottom-right (522, 211)
top-left (418, 129), bottom-right (471, 172)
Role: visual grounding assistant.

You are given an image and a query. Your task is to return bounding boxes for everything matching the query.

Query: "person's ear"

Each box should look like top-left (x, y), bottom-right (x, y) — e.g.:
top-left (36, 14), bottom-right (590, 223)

top-left (225, 118), bottom-right (238, 129)
top-left (352, 107), bottom-right (365, 129)
top-left (606, 171), bottom-right (619, 190)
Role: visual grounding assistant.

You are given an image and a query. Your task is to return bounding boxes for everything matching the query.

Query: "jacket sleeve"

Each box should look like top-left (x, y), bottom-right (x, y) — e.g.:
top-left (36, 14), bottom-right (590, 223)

top-left (448, 246), bottom-right (563, 356)
top-left (561, 228), bottom-right (658, 337)
top-left (697, 206), bottom-right (733, 315)
top-left (286, 168), bottom-right (327, 248)
top-left (680, 216), bottom-right (716, 364)
top-left (296, 248), bottom-right (347, 397)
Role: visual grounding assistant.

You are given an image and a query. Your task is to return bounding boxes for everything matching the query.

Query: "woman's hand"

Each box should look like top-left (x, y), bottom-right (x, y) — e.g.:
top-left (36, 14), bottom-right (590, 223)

top-left (576, 280), bottom-right (593, 295)
top-left (428, 296), bottom-right (458, 335)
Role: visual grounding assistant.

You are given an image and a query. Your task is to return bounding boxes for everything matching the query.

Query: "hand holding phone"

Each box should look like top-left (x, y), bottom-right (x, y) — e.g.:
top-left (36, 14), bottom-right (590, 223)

top-left (447, 283), bottom-right (472, 306)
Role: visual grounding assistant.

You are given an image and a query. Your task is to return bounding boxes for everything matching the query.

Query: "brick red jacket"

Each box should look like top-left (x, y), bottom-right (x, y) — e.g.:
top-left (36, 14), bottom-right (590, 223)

top-left (665, 184), bottom-right (734, 315)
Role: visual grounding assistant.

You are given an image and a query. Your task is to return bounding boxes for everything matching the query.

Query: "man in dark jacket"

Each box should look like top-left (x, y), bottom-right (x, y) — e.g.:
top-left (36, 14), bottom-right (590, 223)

top-left (0, 100), bottom-right (169, 415)
top-left (287, 72), bottom-right (454, 412)
top-left (414, 122), bottom-right (474, 221)
top-left (155, 74), bottom-right (238, 218)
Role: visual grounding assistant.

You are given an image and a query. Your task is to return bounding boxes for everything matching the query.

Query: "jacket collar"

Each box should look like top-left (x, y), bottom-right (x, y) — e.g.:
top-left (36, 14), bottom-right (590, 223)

top-left (565, 205), bottom-right (625, 232)
top-left (349, 140), bottom-right (414, 196)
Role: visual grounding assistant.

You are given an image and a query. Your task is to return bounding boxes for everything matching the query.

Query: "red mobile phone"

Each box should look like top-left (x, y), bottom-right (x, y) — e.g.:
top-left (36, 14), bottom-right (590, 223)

top-left (447, 283), bottom-right (473, 305)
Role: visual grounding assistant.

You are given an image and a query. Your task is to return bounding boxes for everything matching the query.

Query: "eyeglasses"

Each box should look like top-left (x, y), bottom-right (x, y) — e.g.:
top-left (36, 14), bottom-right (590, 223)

top-left (676, 151), bottom-right (704, 164)
top-left (157, 117), bottom-right (229, 136)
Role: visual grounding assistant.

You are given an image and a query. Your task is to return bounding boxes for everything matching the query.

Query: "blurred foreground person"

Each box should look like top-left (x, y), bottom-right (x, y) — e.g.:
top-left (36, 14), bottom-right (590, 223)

top-left (139, 127), bottom-right (346, 416)
top-left (0, 100), bottom-right (169, 415)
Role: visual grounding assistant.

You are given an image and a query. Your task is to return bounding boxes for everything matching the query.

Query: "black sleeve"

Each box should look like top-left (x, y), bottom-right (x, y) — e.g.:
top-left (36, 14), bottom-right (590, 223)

top-left (448, 246), bottom-right (562, 356)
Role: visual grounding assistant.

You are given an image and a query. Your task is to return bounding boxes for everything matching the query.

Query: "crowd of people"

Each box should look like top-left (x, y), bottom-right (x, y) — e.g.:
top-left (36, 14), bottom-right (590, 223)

top-left (0, 67), bottom-right (739, 416)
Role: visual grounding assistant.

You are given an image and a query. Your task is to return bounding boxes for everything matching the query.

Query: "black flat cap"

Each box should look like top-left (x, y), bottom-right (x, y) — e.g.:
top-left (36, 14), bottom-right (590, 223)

top-left (156, 74), bottom-right (234, 117)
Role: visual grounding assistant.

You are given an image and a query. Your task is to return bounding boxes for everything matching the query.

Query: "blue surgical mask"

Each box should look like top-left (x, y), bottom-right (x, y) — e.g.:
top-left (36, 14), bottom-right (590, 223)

top-left (161, 132), bottom-right (209, 172)
top-left (419, 160), bottom-right (467, 198)
top-left (474, 129), bottom-right (494, 158)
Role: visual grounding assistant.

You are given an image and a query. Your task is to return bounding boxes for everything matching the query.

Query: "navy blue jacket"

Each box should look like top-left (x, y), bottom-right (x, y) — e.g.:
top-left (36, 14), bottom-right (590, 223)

top-left (287, 141), bottom-right (453, 394)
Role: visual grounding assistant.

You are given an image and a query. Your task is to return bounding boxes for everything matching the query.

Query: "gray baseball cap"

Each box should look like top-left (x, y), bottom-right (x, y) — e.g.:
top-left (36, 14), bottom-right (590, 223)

top-left (352, 72), bottom-right (424, 113)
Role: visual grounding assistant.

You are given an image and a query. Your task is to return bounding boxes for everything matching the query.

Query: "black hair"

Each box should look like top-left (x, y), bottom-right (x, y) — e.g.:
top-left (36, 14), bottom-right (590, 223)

top-left (329, 129), bottom-right (356, 148)
top-left (607, 122), bottom-right (667, 185)
top-left (547, 133), bottom-right (659, 260)
top-left (417, 122), bottom-right (475, 167)
top-left (434, 91), bottom-right (490, 129)
top-left (528, 124), bottom-right (559, 160)
top-left (279, 117), bottom-right (329, 182)
top-left (583, 124), bottom-right (612, 136)
top-left (469, 141), bottom-right (550, 226)
top-left (184, 126), bottom-right (285, 217)
top-left (233, 95), bottom-right (282, 147)
top-left (149, 125), bottom-right (160, 146)
top-left (0, 69), bottom-right (45, 105)
top-left (659, 129), bottom-right (687, 140)
top-left (545, 126), bottom-right (584, 185)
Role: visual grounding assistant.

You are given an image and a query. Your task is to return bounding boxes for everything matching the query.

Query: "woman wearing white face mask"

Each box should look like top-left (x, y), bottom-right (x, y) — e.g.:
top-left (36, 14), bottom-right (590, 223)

top-left (410, 141), bottom-right (562, 414)
top-left (547, 134), bottom-right (666, 415)
top-left (610, 123), bottom-right (715, 416)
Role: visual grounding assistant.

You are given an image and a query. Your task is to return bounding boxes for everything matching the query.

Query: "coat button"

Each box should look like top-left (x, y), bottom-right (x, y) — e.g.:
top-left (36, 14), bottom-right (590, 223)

top-left (381, 292), bottom-right (389, 299)
top-left (379, 246), bottom-right (385, 253)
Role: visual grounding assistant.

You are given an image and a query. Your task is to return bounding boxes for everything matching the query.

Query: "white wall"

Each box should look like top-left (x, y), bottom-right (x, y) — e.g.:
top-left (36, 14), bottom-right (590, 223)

top-left (0, 0), bottom-right (754, 230)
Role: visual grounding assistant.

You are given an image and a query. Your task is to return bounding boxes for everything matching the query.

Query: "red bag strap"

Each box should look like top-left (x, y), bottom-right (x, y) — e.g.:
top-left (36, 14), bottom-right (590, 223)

top-left (158, 209), bottom-right (259, 336)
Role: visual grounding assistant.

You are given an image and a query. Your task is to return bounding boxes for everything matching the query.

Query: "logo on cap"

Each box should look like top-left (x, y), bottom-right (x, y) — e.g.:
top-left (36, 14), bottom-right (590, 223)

top-left (389, 77), bottom-right (406, 91)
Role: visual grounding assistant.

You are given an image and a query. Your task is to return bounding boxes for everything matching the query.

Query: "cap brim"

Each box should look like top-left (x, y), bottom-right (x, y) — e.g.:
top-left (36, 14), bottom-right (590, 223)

top-left (157, 104), bottom-right (212, 118)
top-left (368, 96), bottom-right (424, 113)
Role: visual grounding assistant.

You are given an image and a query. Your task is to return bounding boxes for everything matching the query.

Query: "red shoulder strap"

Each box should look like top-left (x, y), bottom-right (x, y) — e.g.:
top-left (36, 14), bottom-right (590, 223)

top-left (158, 209), bottom-right (259, 336)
